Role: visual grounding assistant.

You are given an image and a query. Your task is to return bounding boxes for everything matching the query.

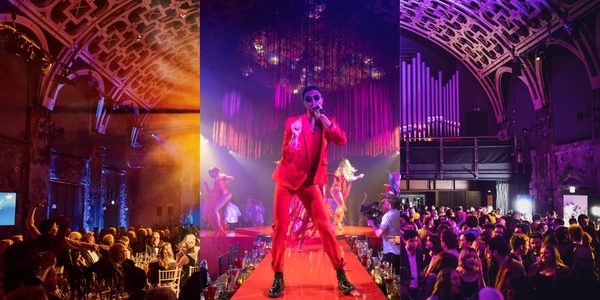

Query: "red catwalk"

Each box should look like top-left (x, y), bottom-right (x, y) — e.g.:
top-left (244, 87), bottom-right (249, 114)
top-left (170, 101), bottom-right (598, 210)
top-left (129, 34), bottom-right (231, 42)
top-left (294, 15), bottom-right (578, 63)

top-left (231, 239), bottom-right (386, 299)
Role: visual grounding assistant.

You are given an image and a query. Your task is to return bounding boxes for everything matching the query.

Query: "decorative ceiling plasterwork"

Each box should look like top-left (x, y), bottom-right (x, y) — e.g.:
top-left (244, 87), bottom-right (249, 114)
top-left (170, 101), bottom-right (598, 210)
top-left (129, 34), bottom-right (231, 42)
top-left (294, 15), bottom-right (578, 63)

top-left (398, 0), bottom-right (599, 122)
top-left (9, 0), bottom-right (199, 112)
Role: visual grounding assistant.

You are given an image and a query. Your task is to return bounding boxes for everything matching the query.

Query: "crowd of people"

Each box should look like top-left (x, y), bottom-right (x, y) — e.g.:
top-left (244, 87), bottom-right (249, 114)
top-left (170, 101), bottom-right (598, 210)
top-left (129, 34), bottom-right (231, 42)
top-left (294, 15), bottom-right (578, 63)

top-left (0, 199), bottom-right (210, 300)
top-left (398, 205), bottom-right (600, 299)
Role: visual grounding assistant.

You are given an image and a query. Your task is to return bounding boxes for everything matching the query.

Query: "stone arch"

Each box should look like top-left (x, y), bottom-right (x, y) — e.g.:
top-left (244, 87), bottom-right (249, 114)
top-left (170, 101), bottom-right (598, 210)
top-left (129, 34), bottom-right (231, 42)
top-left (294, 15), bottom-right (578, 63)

top-left (47, 69), bottom-right (106, 110)
top-left (0, 14), bottom-right (49, 52)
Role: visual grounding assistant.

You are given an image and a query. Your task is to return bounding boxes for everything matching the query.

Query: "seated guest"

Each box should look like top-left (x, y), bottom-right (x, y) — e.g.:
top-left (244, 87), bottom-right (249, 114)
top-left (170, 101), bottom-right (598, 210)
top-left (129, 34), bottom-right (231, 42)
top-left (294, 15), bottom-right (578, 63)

top-left (146, 232), bottom-right (165, 257)
top-left (147, 242), bottom-right (177, 286)
top-left (180, 256), bottom-right (210, 300)
top-left (132, 228), bottom-right (147, 254)
top-left (176, 234), bottom-right (200, 286)
top-left (86, 243), bottom-right (130, 287)
top-left (81, 231), bottom-right (101, 266)
top-left (145, 286), bottom-right (177, 300)
top-left (124, 267), bottom-right (147, 300)
top-left (3, 286), bottom-right (49, 300)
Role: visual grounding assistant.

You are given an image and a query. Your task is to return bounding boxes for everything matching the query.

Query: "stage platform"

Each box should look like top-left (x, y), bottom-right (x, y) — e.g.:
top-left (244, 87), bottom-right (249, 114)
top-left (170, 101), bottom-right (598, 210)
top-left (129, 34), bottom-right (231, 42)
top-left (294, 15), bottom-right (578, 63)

top-left (231, 239), bottom-right (386, 299)
top-left (199, 226), bottom-right (381, 280)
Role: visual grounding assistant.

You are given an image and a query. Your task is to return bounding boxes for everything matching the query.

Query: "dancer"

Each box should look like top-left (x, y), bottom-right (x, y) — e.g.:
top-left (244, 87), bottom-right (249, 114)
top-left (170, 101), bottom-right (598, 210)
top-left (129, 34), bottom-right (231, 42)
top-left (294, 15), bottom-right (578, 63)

top-left (330, 158), bottom-right (364, 235)
top-left (269, 85), bottom-right (355, 297)
top-left (204, 167), bottom-right (235, 235)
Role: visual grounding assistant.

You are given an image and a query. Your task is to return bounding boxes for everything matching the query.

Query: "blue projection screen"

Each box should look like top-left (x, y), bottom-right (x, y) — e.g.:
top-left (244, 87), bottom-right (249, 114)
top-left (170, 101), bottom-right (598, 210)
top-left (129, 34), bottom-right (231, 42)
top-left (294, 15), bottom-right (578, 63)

top-left (0, 193), bottom-right (16, 226)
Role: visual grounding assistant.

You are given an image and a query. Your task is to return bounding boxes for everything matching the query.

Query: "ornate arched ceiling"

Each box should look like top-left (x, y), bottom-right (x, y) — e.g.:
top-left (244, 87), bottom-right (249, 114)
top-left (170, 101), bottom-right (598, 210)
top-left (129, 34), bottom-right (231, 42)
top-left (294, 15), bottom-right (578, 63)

top-left (396, 0), bottom-right (600, 122)
top-left (7, 0), bottom-right (199, 111)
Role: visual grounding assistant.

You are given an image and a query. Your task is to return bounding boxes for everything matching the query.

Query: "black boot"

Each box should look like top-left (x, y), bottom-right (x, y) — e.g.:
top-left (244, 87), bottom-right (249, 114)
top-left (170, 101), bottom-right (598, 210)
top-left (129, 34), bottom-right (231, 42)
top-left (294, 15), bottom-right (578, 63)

top-left (268, 272), bottom-right (285, 298)
top-left (336, 269), bottom-right (355, 295)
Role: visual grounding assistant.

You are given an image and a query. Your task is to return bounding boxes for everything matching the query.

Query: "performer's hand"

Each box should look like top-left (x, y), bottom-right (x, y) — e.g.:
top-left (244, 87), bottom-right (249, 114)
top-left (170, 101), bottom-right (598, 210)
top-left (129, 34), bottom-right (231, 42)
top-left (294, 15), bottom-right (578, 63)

top-left (358, 173), bottom-right (365, 179)
top-left (291, 118), bottom-right (302, 138)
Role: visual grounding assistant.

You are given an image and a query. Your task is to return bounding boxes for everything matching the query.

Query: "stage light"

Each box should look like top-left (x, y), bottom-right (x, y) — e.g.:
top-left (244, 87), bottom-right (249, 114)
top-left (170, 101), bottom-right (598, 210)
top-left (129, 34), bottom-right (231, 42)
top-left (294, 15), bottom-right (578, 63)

top-left (487, 190), bottom-right (492, 193)
top-left (591, 206), bottom-right (600, 217)
top-left (111, 200), bottom-right (115, 205)
top-left (514, 195), bottom-right (533, 220)
top-left (569, 186), bottom-right (576, 193)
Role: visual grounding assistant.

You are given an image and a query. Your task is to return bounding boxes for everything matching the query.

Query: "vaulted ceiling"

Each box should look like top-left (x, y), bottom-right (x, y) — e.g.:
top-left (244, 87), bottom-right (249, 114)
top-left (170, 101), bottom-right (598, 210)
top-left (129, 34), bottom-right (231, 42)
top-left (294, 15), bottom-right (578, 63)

top-left (6, 0), bottom-right (199, 112)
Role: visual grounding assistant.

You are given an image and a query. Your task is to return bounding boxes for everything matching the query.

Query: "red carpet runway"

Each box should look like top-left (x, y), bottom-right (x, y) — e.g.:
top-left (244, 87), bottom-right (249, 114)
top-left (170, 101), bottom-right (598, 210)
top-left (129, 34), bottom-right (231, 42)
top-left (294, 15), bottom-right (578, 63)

top-left (231, 238), bottom-right (386, 299)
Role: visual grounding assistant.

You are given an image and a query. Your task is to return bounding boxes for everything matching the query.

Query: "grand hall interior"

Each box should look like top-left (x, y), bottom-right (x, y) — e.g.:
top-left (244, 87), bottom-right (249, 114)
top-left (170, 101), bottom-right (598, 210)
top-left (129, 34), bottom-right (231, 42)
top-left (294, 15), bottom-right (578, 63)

top-left (1, 0), bottom-right (600, 300)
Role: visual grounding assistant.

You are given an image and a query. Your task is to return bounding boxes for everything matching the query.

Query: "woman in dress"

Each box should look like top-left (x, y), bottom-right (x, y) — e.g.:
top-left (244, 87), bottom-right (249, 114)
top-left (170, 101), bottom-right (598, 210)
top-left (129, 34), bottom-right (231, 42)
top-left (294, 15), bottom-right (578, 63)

top-left (205, 167), bottom-right (235, 235)
top-left (329, 158), bottom-right (364, 234)
top-left (457, 247), bottom-right (485, 299)
top-left (527, 244), bottom-right (569, 299)
top-left (176, 234), bottom-right (200, 286)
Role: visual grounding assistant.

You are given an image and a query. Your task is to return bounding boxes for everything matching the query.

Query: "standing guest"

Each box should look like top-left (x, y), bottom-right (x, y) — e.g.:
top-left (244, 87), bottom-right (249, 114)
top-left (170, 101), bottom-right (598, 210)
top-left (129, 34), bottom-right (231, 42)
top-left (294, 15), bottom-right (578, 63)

top-left (509, 233), bottom-right (533, 272)
top-left (268, 85), bottom-right (354, 297)
top-left (487, 236), bottom-right (525, 298)
top-left (527, 245), bottom-right (569, 299)
top-left (423, 253), bottom-right (459, 298)
top-left (242, 196), bottom-right (256, 227)
top-left (424, 234), bottom-right (443, 270)
top-left (494, 224), bottom-right (507, 239)
top-left (462, 216), bottom-right (481, 238)
top-left (528, 232), bottom-right (543, 262)
top-left (419, 216), bottom-right (435, 240)
top-left (441, 230), bottom-right (460, 258)
top-left (458, 233), bottom-right (475, 250)
top-left (368, 195), bottom-right (401, 275)
top-left (555, 226), bottom-right (575, 267)
top-left (223, 201), bottom-right (242, 230)
top-left (558, 245), bottom-right (600, 298)
top-left (401, 230), bottom-right (426, 299)
top-left (457, 247), bottom-right (485, 299)
top-left (427, 267), bottom-right (462, 300)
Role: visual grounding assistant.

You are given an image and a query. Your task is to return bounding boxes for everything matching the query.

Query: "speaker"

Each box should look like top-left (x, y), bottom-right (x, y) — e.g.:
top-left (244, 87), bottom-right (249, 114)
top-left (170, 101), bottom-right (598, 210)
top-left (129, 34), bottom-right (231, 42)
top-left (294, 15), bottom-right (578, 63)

top-left (465, 111), bottom-right (489, 136)
top-left (156, 206), bottom-right (162, 217)
top-left (167, 206), bottom-right (173, 216)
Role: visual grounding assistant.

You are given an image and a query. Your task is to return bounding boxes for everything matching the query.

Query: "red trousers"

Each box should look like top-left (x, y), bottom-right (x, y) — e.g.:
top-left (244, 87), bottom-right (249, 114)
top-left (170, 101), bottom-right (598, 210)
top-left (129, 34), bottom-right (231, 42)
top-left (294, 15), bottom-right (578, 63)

top-left (271, 183), bottom-right (345, 272)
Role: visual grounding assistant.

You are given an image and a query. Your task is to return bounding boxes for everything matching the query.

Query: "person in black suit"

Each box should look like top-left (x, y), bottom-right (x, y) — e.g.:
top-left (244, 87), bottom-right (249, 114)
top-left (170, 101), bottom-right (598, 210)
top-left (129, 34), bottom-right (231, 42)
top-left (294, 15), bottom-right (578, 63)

top-left (86, 243), bottom-right (131, 288)
top-left (400, 230), bottom-right (426, 300)
top-left (146, 232), bottom-right (165, 257)
top-left (124, 267), bottom-right (148, 300)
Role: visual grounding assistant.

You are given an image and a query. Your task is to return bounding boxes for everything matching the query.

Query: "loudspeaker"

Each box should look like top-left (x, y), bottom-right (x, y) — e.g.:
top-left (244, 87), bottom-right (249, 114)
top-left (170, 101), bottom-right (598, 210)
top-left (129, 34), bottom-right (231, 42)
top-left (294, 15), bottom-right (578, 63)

top-left (167, 206), bottom-right (173, 216)
top-left (156, 206), bottom-right (162, 217)
top-left (465, 111), bottom-right (489, 136)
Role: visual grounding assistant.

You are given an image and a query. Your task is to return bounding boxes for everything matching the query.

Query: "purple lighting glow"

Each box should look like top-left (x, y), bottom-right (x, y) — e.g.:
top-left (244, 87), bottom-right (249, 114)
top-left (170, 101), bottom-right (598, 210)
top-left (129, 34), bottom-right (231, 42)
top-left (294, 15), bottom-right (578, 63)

top-left (401, 53), bottom-right (460, 139)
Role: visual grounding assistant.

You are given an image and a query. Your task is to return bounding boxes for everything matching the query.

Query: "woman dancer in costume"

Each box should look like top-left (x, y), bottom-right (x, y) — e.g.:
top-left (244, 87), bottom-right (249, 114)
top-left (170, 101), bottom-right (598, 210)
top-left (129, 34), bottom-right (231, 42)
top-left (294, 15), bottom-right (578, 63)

top-left (204, 167), bottom-right (235, 235)
top-left (330, 158), bottom-right (364, 235)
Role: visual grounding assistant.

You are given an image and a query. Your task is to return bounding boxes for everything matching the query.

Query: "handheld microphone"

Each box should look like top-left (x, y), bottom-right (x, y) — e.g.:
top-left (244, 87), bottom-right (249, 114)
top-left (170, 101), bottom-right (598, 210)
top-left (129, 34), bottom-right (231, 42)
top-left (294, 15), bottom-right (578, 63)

top-left (314, 105), bottom-right (324, 114)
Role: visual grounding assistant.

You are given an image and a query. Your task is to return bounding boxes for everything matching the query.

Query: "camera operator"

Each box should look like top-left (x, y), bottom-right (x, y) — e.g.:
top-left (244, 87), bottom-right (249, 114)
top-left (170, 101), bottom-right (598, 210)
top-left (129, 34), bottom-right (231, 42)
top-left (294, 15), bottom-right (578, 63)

top-left (367, 196), bottom-right (401, 275)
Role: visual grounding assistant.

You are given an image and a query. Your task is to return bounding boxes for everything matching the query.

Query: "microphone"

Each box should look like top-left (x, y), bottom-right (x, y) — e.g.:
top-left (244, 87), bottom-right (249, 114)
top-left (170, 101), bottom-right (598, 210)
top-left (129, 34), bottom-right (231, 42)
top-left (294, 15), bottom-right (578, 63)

top-left (314, 105), bottom-right (324, 114)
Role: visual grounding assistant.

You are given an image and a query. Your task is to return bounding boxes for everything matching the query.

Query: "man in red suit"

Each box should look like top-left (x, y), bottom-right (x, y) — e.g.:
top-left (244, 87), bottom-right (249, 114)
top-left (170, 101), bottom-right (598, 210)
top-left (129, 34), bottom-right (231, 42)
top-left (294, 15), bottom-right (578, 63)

top-left (268, 85), bottom-right (355, 297)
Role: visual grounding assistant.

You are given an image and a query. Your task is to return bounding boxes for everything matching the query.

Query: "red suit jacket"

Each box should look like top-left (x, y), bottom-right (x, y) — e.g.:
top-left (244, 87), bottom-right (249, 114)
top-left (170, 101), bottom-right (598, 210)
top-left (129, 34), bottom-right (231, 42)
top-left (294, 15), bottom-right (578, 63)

top-left (272, 114), bottom-right (347, 190)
